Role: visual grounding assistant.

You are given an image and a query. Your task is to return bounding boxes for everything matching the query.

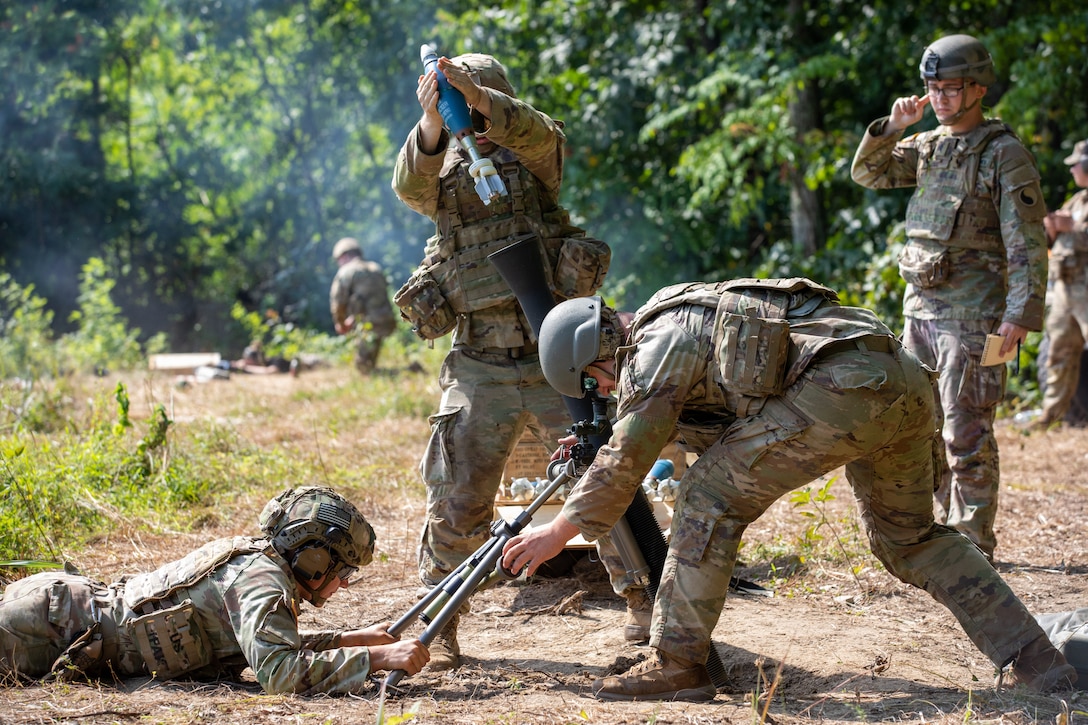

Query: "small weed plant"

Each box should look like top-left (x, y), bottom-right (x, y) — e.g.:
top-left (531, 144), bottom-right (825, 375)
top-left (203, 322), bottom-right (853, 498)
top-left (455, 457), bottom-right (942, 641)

top-left (789, 476), bottom-right (871, 586)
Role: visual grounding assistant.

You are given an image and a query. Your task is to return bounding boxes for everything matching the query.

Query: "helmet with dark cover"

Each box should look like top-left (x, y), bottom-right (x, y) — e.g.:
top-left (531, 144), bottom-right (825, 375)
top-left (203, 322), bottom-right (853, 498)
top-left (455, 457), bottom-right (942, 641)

top-left (918, 34), bottom-right (996, 86)
top-left (538, 297), bottom-right (624, 398)
top-left (259, 486), bottom-right (375, 583)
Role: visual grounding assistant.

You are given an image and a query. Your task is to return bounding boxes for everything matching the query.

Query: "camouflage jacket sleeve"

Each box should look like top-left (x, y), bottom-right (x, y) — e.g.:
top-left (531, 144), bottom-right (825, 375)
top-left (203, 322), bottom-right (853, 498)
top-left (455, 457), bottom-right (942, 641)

top-left (1070, 189), bottom-right (1088, 234)
top-left (219, 556), bottom-right (375, 695)
top-left (989, 137), bottom-right (1048, 329)
top-left (299, 630), bottom-right (341, 650)
top-left (391, 123), bottom-right (451, 219)
top-left (481, 90), bottom-right (566, 205)
top-left (560, 313), bottom-right (704, 541)
top-left (329, 266), bottom-right (350, 326)
top-left (391, 92), bottom-right (566, 217)
top-left (850, 117), bottom-right (920, 190)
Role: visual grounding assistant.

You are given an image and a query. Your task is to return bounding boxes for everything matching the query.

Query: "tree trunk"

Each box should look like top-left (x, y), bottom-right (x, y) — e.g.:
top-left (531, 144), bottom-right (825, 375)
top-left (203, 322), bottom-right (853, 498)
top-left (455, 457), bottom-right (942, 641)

top-left (787, 0), bottom-right (825, 256)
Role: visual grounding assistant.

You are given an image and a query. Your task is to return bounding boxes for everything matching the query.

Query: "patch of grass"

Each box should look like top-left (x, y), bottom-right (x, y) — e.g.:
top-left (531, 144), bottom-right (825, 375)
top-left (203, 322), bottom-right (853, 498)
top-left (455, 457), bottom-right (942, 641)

top-left (0, 336), bottom-right (445, 571)
top-left (0, 382), bottom-right (209, 564)
top-left (306, 351), bottom-right (445, 426)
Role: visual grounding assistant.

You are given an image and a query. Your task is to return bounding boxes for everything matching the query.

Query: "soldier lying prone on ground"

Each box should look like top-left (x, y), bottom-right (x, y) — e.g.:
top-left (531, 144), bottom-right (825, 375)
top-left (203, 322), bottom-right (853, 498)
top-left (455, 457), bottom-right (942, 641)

top-left (0, 486), bottom-right (428, 694)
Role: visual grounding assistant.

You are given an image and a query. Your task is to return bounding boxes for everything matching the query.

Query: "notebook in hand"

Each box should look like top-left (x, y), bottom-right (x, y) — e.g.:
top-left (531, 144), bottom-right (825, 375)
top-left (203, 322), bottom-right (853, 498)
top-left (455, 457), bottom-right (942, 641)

top-left (980, 334), bottom-right (1017, 366)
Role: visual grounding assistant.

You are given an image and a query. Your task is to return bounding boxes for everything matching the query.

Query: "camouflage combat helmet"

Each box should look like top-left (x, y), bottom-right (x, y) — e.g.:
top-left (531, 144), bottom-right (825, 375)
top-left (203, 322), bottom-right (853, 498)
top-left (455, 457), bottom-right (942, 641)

top-left (332, 237), bottom-right (361, 260)
top-left (259, 486), bottom-right (375, 583)
top-left (1064, 140), bottom-right (1088, 170)
top-left (449, 53), bottom-right (516, 97)
top-left (538, 297), bottom-right (624, 398)
top-left (918, 34), bottom-right (996, 86)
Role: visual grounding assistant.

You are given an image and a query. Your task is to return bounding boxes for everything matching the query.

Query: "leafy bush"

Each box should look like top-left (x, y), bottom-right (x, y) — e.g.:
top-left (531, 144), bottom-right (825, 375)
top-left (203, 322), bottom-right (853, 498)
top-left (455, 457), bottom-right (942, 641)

top-left (0, 377), bottom-right (78, 435)
top-left (231, 301), bottom-right (353, 364)
top-left (0, 273), bottom-right (60, 381)
top-left (60, 257), bottom-right (166, 374)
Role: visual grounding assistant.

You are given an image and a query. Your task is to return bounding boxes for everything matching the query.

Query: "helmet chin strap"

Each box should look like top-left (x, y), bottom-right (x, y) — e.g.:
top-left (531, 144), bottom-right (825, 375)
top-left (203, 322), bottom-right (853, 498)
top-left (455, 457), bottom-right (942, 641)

top-left (940, 86), bottom-right (981, 127)
top-left (295, 570), bottom-right (332, 607)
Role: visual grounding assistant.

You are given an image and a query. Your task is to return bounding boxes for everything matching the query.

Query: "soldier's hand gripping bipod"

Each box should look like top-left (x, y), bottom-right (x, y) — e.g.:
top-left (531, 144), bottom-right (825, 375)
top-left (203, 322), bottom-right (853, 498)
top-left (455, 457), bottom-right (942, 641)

top-left (383, 454), bottom-right (587, 689)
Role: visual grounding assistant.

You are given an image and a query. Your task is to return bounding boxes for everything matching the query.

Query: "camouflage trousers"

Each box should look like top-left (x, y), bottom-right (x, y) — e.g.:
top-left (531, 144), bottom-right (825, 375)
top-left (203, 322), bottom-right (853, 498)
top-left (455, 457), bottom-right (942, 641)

top-left (352, 322), bottom-right (394, 375)
top-left (1041, 274), bottom-right (1088, 423)
top-left (418, 347), bottom-right (639, 596)
top-left (651, 343), bottom-right (1046, 669)
top-left (0, 572), bottom-right (141, 681)
top-left (903, 317), bottom-right (1005, 558)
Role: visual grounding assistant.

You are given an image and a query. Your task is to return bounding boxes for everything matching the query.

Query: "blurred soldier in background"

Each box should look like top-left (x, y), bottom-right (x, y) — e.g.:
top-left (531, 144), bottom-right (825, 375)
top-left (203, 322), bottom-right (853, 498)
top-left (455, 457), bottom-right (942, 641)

top-left (851, 34), bottom-right (1048, 560)
top-left (330, 237), bottom-right (397, 375)
top-left (1037, 140), bottom-right (1088, 427)
top-left (0, 486), bottom-right (428, 693)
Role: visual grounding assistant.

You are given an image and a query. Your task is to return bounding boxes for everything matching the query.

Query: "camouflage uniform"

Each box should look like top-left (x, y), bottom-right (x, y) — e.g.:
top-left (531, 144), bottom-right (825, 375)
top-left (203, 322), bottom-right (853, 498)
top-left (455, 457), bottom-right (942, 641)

top-left (852, 118), bottom-right (1048, 557)
top-left (329, 256), bottom-right (396, 374)
top-left (0, 537), bottom-right (376, 694)
top-left (559, 279), bottom-right (1055, 672)
top-left (390, 58), bottom-right (629, 594)
top-left (1040, 188), bottom-right (1088, 423)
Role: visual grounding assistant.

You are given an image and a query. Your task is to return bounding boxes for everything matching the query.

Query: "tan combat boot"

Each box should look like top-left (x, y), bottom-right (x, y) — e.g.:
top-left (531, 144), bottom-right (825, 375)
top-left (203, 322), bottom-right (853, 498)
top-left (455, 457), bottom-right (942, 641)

top-left (592, 649), bottom-right (716, 702)
top-left (427, 613), bottom-right (461, 671)
top-left (998, 635), bottom-right (1076, 693)
top-left (624, 588), bottom-right (652, 643)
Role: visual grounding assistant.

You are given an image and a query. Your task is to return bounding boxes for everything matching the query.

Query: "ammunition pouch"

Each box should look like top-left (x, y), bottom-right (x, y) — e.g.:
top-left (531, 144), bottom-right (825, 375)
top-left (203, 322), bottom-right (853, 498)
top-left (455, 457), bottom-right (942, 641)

top-left (906, 192), bottom-right (961, 244)
top-left (712, 306), bottom-right (791, 399)
top-left (126, 599), bottom-right (215, 680)
top-left (553, 235), bottom-right (610, 299)
top-left (898, 241), bottom-right (950, 289)
top-left (394, 268), bottom-right (458, 341)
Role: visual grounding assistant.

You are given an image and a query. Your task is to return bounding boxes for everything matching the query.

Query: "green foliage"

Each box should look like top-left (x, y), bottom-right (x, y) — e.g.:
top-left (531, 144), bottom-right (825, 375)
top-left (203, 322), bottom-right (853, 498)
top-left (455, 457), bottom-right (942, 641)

top-left (1001, 330), bottom-right (1045, 416)
top-left (0, 382), bottom-right (203, 562)
top-left (0, 377), bottom-right (77, 435)
top-left (0, 273), bottom-right (60, 381)
top-left (60, 257), bottom-right (162, 374)
top-left (0, 328), bottom-right (443, 566)
top-left (789, 477), bottom-right (836, 553)
top-left (2, 0), bottom-right (1086, 365)
top-left (230, 301), bottom-right (353, 364)
top-left (113, 380), bottom-right (133, 434)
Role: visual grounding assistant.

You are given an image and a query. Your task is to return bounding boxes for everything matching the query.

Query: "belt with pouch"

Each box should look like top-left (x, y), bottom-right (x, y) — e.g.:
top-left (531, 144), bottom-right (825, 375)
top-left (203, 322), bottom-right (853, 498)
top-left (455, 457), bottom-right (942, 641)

top-left (817, 335), bottom-right (897, 359)
top-left (461, 343), bottom-right (538, 360)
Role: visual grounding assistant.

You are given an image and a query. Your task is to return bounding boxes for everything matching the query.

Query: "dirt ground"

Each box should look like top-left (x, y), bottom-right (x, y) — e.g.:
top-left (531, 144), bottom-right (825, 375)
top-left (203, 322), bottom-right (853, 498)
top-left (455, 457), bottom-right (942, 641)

top-left (4, 369), bottom-right (1088, 724)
